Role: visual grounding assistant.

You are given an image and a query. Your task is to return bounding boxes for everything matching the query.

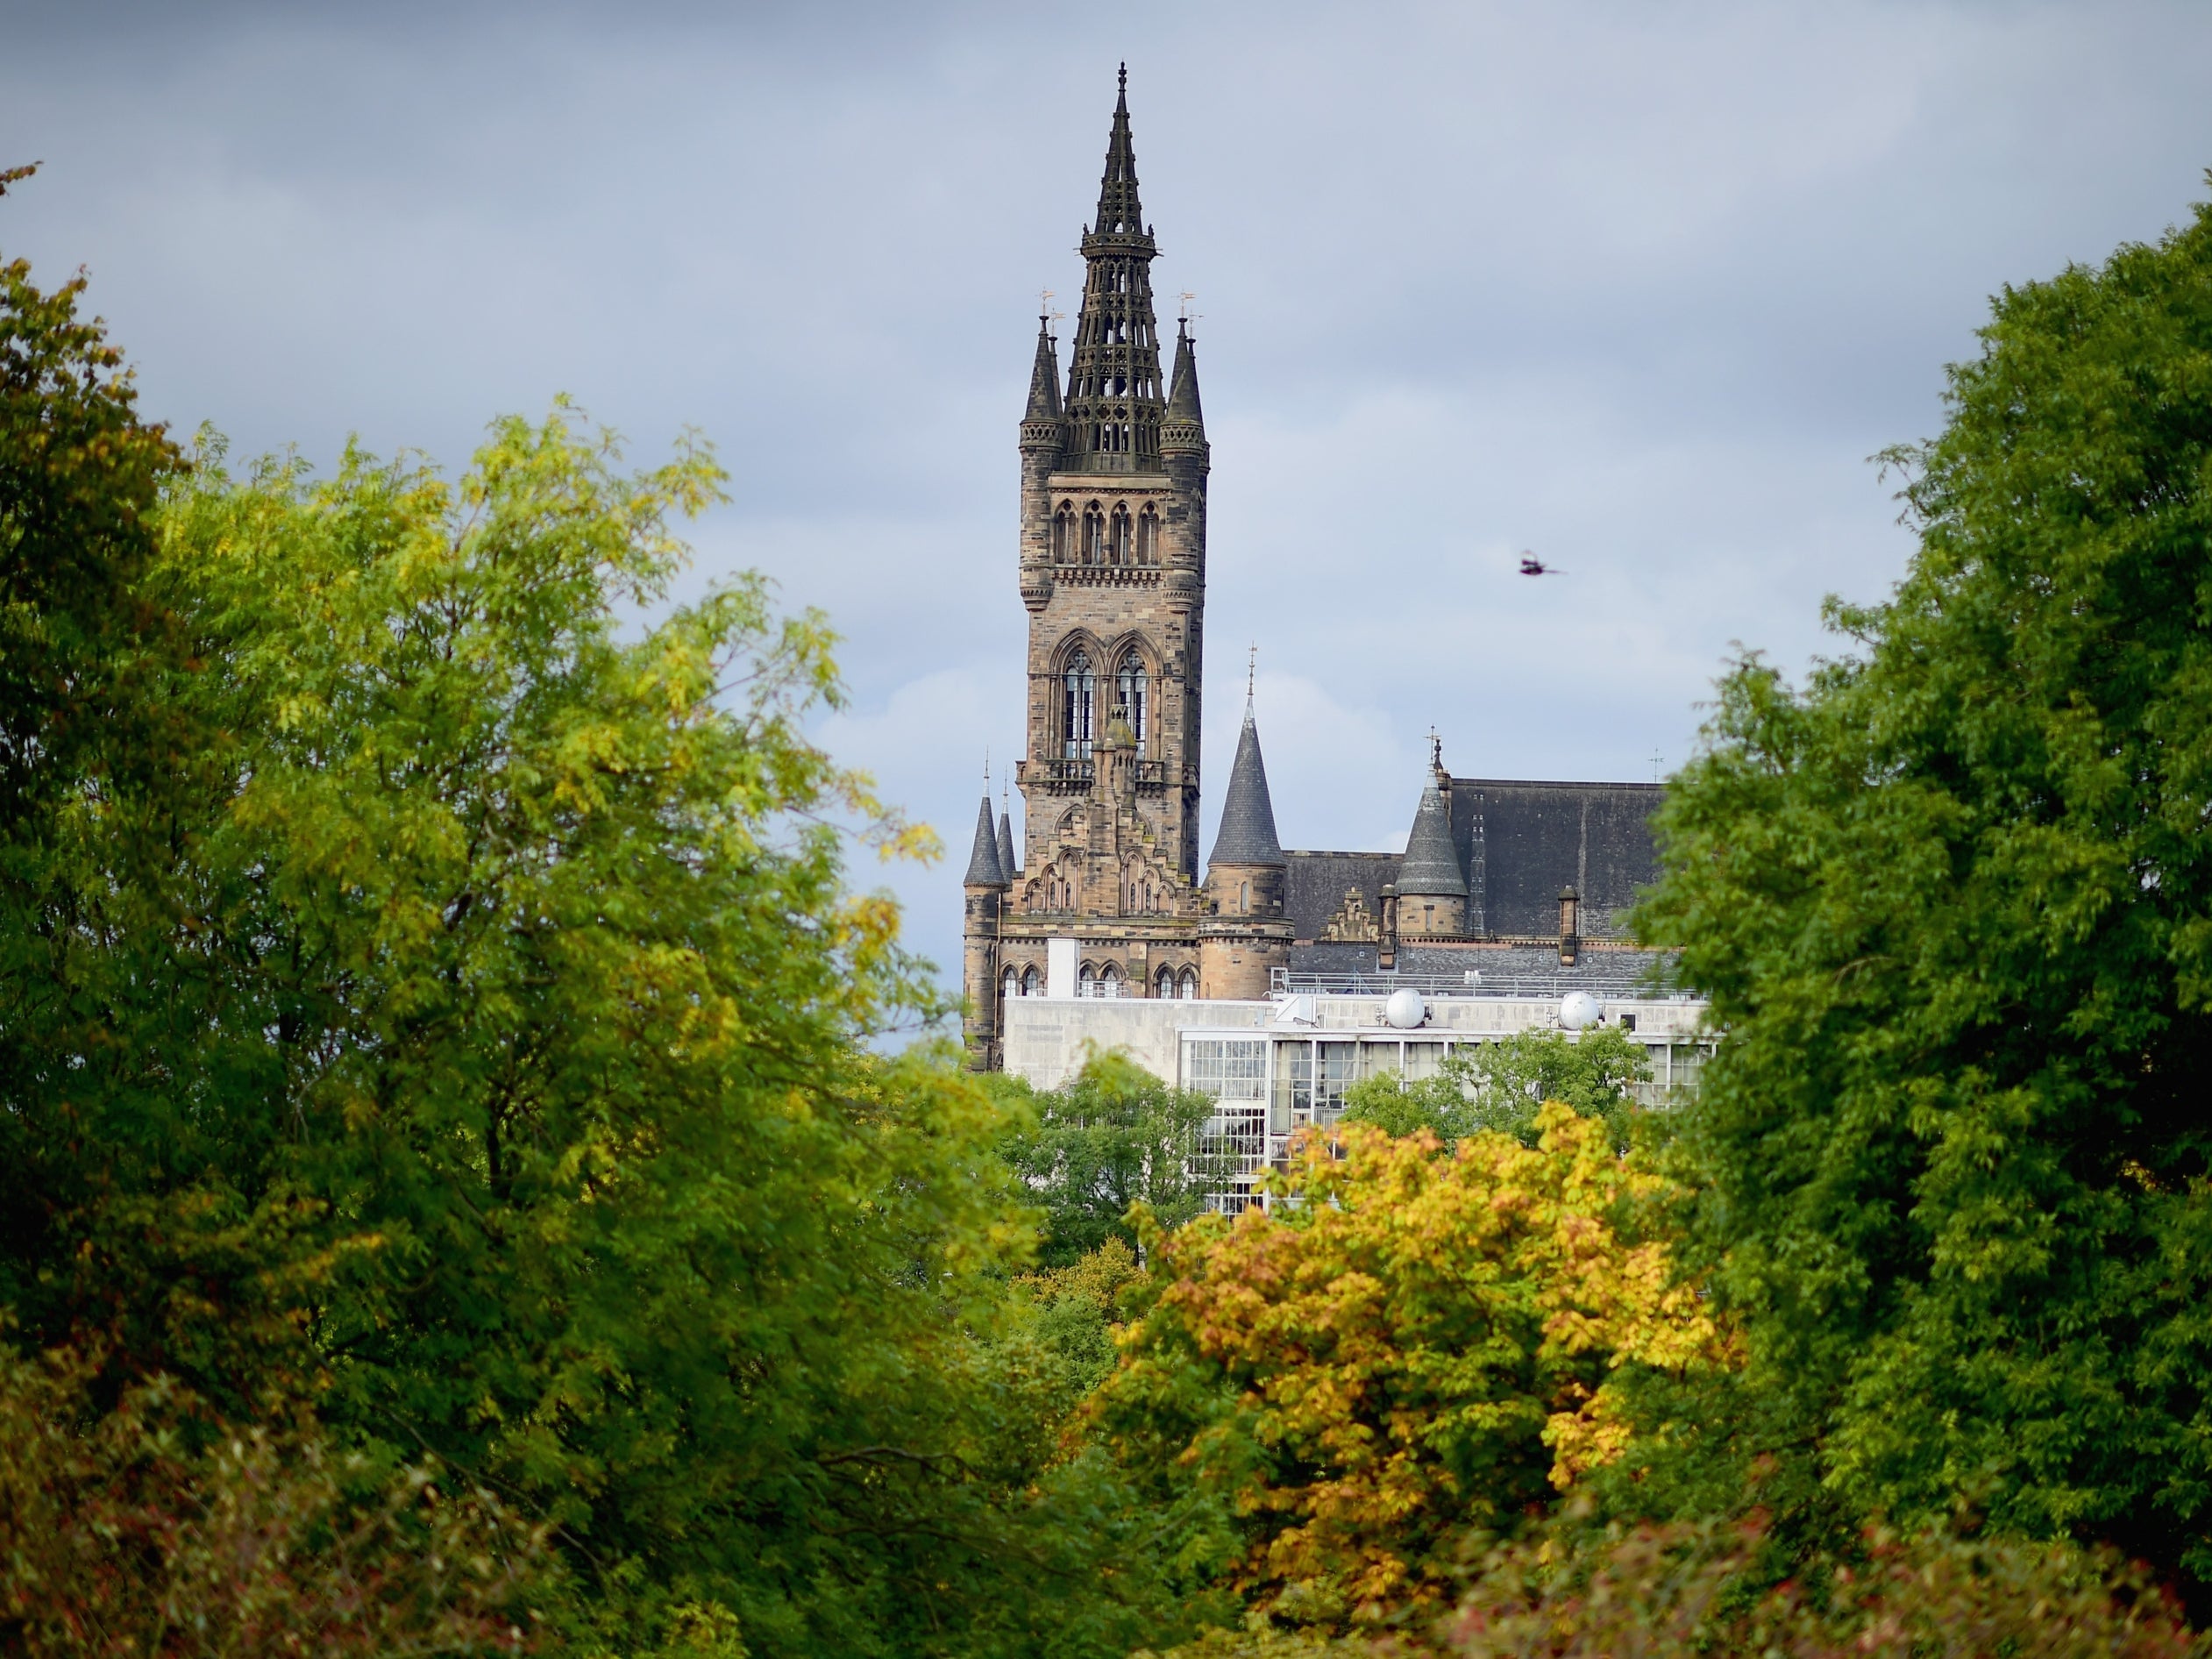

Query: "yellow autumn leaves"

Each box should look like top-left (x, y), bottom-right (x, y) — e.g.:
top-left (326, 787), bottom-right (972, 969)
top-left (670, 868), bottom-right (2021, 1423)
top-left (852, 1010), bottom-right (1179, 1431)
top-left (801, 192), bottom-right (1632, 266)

top-left (1093, 1105), bottom-right (1732, 1627)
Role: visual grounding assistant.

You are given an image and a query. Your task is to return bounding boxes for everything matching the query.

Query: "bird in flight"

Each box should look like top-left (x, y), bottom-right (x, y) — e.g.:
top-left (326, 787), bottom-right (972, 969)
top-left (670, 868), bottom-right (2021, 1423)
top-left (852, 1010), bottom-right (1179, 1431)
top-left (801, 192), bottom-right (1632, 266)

top-left (1519, 552), bottom-right (1562, 576)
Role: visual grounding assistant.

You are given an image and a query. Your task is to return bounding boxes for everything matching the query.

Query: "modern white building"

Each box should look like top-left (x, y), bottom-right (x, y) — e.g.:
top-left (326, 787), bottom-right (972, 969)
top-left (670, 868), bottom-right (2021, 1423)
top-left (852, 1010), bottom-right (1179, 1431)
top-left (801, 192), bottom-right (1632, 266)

top-left (1002, 962), bottom-right (1713, 1211)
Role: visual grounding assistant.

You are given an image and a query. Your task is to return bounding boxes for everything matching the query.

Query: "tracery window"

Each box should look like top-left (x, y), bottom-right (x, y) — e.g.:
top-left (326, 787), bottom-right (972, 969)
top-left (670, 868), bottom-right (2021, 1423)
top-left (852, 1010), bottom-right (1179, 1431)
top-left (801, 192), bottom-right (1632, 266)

top-left (1108, 506), bottom-right (1130, 565)
top-left (1021, 965), bottom-right (1040, 996)
top-left (1155, 966), bottom-right (1175, 999)
top-left (1051, 505), bottom-right (1073, 561)
top-left (1062, 648), bottom-right (1095, 759)
top-left (1002, 966), bottom-right (1019, 1001)
top-left (1082, 504), bottom-right (1105, 562)
top-left (1136, 506), bottom-right (1158, 564)
top-left (1115, 649), bottom-right (1148, 746)
top-left (1177, 969), bottom-right (1199, 1000)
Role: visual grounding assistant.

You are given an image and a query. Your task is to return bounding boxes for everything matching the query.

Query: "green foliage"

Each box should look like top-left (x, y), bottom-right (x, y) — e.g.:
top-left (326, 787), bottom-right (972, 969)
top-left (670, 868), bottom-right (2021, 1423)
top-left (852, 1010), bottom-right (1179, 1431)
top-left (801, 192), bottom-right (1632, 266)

top-left (1638, 190), bottom-right (2212, 1579)
top-left (1433, 1513), bottom-right (2205, 1659)
top-left (1339, 1027), bottom-right (1647, 1152)
top-left (0, 1335), bottom-right (549, 1655)
top-left (993, 1050), bottom-right (1227, 1266)
top-left (0, 163), bottom-right (182, 829)
top-left (0, 397), bottom-right (1177, 1656)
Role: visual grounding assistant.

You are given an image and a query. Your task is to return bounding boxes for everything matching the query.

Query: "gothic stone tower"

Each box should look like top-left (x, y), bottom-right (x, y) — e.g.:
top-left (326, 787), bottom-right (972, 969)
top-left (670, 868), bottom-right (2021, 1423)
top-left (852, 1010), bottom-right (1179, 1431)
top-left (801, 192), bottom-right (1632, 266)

top-left (964, 69), bottom-right (1283, 1068)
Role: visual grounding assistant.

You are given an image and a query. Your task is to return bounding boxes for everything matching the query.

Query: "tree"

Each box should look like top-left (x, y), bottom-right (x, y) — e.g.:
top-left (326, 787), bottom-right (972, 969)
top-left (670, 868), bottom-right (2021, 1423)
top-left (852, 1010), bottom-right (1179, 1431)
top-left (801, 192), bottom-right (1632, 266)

top-left (993, 1051), bottom-right (1229, 1266)
top-left (1340, 1028), bottom-right (1648, 1152)
top-left (1638, 189), bottom-right (2212, 1583)
top-left (0, 405), bottom-right (1179, 1657)
top-left (1091, 1110), bottom-right (1728, 1631)
top-left (0, 1337), bottom-right (547, 1656)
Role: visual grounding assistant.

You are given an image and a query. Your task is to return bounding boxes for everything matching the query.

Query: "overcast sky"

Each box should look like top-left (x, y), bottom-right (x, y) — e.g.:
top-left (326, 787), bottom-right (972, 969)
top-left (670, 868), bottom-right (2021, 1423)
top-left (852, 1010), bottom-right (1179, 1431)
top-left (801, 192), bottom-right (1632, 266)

top-left (5, 0), bottom-right (2210, 990)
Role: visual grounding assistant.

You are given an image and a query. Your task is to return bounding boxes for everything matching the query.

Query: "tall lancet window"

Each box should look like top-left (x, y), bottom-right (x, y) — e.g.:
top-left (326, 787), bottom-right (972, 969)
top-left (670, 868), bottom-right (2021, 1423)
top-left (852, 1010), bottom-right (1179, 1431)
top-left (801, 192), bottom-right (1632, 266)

top-left (1109, 506), bottom-right (1131, 565)
top-left (1063, 648), bottom-right (1096, 759)
top-left (1136, 506), bottom-right (1158, 564)
top-left (1082, 505), bottom-right (1105, 563)
top-left (1116, 649), bottom-right (1148, 746)
top-left (1051, 505), bottom-right (1073, 561)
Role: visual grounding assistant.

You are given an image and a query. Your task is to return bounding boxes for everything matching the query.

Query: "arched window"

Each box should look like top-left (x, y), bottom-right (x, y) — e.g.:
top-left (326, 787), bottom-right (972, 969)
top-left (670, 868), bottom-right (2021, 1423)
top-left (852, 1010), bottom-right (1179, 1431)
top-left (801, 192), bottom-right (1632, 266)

top-left (1240, 880), bottom-right (1251, 915)
top-left (1021, 965), bottom-right (1040, 996)
top-left (1098, 963), bottom-right (1121, 999)
top-left (1062, 648), bottom-right (1095, 760)
top-left (1082, 505), bottom-right (1105, 563)
top-left (1108, 506), bottom-right (1131, 565)
top-left (1178, 969), bottom-right (1199, 1000)
top-left (1115, 649), bottom-right (1148, 746)
top-left (1078, 961), bottom-right (1097, 998)
top-left (1136, 506), bottom-right (1158, 565)
top-left (1155, 966), bottom-right (1175, 999)
top-left (1051, 505), bottom-right (1073, 562)
top-left (1002, 966), bottom-right (1019, 1002)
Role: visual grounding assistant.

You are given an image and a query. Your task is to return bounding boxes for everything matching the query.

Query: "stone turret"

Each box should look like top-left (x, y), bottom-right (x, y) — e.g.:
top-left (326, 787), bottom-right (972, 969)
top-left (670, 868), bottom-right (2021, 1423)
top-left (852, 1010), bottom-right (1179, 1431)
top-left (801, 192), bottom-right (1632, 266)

top-left (1018, 317), bottom-right (1064, 615)
top-left (1396, 775), bottom-right (1468, 939)
top-left (962, 793), bottom-right (1007, 1069)
top-left (1201, 700), bottom-right (1293, 998)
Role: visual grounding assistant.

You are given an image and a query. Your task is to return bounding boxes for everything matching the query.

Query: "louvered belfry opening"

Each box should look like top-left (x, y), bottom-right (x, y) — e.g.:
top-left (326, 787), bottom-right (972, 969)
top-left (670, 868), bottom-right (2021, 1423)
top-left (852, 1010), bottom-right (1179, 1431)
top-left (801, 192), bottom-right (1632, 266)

top-left (1064, 66), bottom-right (1166, 475)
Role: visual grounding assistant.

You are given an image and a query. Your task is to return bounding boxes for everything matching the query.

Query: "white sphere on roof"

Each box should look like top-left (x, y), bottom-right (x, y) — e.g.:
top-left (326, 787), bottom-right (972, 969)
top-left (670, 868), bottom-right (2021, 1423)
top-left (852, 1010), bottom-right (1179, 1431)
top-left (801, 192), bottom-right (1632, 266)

top-left (1560, 991), bottom-right (1602, 1030)
top-left (1384, 987), bottom-right (1426, 1029)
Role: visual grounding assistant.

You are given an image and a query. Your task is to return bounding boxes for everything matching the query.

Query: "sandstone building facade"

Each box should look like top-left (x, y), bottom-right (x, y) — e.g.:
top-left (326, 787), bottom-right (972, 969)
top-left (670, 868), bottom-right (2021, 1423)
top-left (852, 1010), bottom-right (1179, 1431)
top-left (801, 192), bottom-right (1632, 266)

top-left (961, 74), bottom-right (1667, 1071)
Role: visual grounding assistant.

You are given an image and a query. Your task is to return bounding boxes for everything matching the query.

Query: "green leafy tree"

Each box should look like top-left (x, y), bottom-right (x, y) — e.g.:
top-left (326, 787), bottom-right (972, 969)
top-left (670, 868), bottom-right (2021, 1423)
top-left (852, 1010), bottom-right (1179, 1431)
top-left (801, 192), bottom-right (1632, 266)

top-left (1638, 189), bottom-right (2212, 1582)
top-left (994, 1051), bottom-right (1228, 1266)
top-left (1341, 1027), bottom-right (1647, 1152)
top-left (0, 399), bottom-right (1185, 1655)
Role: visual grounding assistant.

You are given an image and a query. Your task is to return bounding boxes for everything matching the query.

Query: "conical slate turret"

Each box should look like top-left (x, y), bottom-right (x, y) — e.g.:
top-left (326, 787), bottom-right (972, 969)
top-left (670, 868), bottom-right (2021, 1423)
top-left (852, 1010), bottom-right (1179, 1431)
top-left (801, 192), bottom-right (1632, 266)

top-left (964, 794), bottom-right (1007, 886)
top-left (1397, 778), bottom-right (1466, 896)
top-left (1024, 317), bottom-right (1063, 421)
top-left (1164, 321), bottom-right (1203, 428)
top-left (997, 805), bottom-right (1018, 880)
top-left (1207, 705), bottom-right (1284, 868)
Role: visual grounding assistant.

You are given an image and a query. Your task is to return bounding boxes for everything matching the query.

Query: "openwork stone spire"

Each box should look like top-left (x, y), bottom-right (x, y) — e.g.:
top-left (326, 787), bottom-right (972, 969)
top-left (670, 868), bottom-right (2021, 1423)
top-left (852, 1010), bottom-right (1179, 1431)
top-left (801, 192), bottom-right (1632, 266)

top-left (1064, 65), bottom-right (1165, 474)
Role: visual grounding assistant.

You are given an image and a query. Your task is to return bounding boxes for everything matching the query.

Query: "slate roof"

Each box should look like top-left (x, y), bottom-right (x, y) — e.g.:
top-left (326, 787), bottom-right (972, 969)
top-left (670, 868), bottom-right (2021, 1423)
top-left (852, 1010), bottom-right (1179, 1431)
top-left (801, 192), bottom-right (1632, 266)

top-left (1024, 320), bottom-right (1063, 420)
top-left (963, 794), bottom-right (1006, 886)
top-left (997, 808), bottom-right (1018, 879)
top-left (1280, 778), bottom-right (1662, 943)
top-left (1397, 779), bottom-right (1467, 896)
top-left (1207, 708), bottom-right (1285, 867)
top-left (1165, 324), bottom-right (1204, 426)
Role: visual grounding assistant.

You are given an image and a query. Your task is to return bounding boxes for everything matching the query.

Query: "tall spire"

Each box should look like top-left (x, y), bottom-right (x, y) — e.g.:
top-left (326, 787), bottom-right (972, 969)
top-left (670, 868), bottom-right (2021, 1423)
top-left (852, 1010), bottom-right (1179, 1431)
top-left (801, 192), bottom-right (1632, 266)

top-left (997, 783), bottom-right (1018, 879)
top-left (964, 793), bottom-right (1007, 886)
top-left (1207, 705), bottom-right (1285, 869)
top-left (1094, 63), bottom-right (1144, 235)
top-left (1024, 315), bottom-right (1063, 421)
top-left (1063, 68), bottom-right (1165, 474)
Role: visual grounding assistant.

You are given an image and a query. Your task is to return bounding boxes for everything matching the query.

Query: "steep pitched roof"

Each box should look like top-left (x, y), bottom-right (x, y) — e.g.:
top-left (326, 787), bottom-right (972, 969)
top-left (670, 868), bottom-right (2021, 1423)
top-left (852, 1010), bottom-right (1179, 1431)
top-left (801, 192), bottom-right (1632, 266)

top-left (997, 806), bottom-right (1018, 879)
top-left (963, 794), bottom-right (1006, 886)
top-left (1024, 317), bottom-right (1063, 420)
top-left (1397, 779), bottom-right (1468, 896)
top-left (1164, 322), bottom-right (1204, 427)
top-left (1208, 705), bottom-right (1285, 868)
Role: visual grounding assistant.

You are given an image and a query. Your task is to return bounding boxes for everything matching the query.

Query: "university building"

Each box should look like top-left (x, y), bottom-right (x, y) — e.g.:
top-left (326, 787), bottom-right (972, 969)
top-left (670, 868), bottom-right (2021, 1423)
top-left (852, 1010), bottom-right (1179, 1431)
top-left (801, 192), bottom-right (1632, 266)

top-left (959, 73), bottom-right (1708, 1193)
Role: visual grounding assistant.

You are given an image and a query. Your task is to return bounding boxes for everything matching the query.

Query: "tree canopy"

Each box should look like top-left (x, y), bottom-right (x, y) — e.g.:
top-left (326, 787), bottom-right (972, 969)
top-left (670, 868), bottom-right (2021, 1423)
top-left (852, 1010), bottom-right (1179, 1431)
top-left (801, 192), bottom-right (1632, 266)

top-left (1639, 192), bottom-right (2212, 1582)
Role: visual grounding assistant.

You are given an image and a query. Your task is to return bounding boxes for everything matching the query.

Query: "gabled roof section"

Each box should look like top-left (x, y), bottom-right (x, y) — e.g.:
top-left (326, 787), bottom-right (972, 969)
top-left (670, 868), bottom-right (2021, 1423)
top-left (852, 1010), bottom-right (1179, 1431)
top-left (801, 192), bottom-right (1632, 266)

top-left (963, 794), bottom-right (1006, 886)
top-left (1397, 779), bottom-right (1468, 896)
top-left (1208, 705), bottom-right (1285, 868)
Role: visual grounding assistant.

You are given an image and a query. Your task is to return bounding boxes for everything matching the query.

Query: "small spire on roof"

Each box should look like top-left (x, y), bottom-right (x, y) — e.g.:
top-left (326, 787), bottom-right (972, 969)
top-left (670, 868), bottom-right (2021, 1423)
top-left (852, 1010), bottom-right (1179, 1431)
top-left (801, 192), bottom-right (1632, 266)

top-left (1208, 694), bottom-right (1284, 870)
top-left (964, 791), bottom-right (1007, 887)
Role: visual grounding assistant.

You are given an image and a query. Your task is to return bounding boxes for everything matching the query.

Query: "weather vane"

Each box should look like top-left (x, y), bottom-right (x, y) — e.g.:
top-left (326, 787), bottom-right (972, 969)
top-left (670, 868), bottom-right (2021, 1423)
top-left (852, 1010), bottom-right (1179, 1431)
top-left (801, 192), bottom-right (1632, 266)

top-left (1651, 748), bottom-right (1664, 784)
top-left (1246, 643), bottom-right (1257, 700)
top-left (1177, 290), bottom-right (1201, 322)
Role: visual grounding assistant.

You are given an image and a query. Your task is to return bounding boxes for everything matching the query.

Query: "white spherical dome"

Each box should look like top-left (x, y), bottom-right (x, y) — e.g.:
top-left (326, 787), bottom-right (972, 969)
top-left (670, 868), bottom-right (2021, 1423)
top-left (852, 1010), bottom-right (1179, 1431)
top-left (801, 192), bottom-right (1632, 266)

top-left (1383, 987), bottom-right (1427, 1029)
top-left (1560, 991), bottom-right (1602, 1030)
